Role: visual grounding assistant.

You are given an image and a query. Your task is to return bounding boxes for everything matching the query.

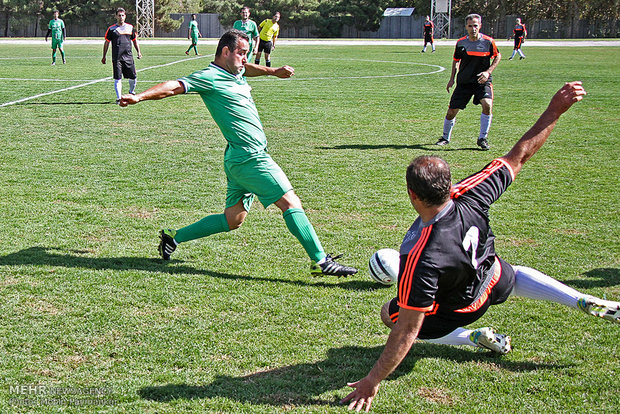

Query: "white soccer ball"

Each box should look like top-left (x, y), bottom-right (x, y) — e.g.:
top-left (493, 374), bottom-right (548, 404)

top-left (368, 249), bottom-right (400, 285)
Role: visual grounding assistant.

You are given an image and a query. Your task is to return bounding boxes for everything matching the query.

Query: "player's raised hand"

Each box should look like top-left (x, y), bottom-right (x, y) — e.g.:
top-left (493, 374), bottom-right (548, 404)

top-left (118, 94), bottom-right (139, 107)
top-left (274, 65), bottom-right (294, 78)
top-left (548, 81), bottom-right (586, 115)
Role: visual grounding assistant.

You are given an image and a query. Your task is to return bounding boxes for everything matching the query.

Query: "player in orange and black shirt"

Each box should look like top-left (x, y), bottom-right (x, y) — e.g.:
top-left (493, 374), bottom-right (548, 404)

top-left (436, 14), bottom-right (500, 150)
top-left (421, 16), bottom-right (435, 53)
top-left (102, 8), bottom-right (142, 103)
top-left (509, 18), bottom-right (527, 60)
top-left (342, 82), bottom-right (619, 412)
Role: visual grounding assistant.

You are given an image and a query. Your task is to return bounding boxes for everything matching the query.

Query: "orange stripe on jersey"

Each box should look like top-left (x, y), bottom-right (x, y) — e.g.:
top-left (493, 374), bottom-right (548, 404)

top-left (398, 226), bottom-right (433, 309)
top-left (450, 159), bottom-right (506, 199)
top-left (390, 311), bottom-right (399, 323)
top-left (467, 51), bottom-right (491, 57)
top-left (454, 258), bottom-right (501, 313)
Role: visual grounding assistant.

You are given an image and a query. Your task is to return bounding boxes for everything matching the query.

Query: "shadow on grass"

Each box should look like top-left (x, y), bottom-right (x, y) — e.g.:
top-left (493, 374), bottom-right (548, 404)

top-left (138, 343), bottom-right (567, 407)
top-left (565, 268), bottom-right (620, 290)
top-left (318, 143), bottom-right (483, 152)
top-left (0, 246), bottom-right (381, 290)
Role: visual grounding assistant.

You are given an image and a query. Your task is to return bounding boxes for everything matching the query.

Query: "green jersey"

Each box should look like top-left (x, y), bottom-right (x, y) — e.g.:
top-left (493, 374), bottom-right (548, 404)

top-left (178, 63), bottom-right (266, 163)
top-left (48, 18), bottom-right (65, 40)
top-left (233, 19), bottom-right (259, 46)
top-left (189, 20), bottom-right (199, 37)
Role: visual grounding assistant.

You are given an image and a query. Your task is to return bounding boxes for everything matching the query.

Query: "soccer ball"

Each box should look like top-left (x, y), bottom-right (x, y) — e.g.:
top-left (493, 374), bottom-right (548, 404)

top-left (368, 249), bottom-right (400, 285)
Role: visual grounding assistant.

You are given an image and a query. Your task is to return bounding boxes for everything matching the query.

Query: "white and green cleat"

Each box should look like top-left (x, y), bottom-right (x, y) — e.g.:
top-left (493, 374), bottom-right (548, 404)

top-left (469, 327), bottom-right (512, 354)
top-left (578, 296), bottom-right (620, 324)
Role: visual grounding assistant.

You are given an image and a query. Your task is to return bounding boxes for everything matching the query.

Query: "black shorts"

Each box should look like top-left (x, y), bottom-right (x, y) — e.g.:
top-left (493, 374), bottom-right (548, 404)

top-left (112, 59), bottom-right (137, 80)
top-left (388, 256), bottom-right (515, 339)
top-left (514, 36), bottom-right (524, 49)
top-left (257, 39), bottom-right (273, 54)
top-left (449, 81), bottom-right (493, 110)
top-left (424, 33), bottom-right (433, 43)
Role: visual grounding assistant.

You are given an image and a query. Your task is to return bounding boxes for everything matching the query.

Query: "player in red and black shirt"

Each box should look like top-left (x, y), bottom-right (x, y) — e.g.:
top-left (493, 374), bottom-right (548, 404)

top-left (509, 18), bottom-right (527, 60)
top-left (421, 16), bottom-right (435, 53)
top-left (343, 82), bottom-right (620, 412)
top-left (102, 8), bottom-right (142, 104)
top-left (436, 14), bottom-right (500, 150)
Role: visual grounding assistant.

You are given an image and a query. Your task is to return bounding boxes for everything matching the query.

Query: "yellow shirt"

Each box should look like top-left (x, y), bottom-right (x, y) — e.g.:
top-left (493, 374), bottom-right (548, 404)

top-left (259, 19), bottom-right (279, 42)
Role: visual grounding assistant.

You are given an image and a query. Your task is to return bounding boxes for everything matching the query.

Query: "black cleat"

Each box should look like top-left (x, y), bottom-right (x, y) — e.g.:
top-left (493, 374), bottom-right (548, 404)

top-left (310, 254), bottom-right (358, 277)
top-left (477, 138), bottom-right (490, 150)
top-left (158, 229), bottom-right (177, 260)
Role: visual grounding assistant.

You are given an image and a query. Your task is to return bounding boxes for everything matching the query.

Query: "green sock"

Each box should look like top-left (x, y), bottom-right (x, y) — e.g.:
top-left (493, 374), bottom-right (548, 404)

top-left (283, 208), bottom-right (326, 262)
top-left (60, 50), bottom-right (65, 61)
top-left (175, 213), bottom-right (230, 243)
top-left (52, 51), bottom-right (56, 63)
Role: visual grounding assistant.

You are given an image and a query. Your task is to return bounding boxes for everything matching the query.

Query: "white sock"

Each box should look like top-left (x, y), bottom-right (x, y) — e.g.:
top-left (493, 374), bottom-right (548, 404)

top-left (425, 327), bottom-right (475, 347)
top-left (128, 78), bottom-right (137, 94)
top-left (422, 45), bottom-right (427, 52)
top-left (479, 113), bottom-right (492, 140)
top-left (511, 266), bottom-right (582, 309)
top-left (114, 79), bottom-right (122, 100)
top-left (510, 50), bottom-right (517, 59)
top-left (518, 49), bottom-right (525, 58)
top-left (431, 44), bottom-right (435, 51)
top-left (442, 118), bottom-right (455, 141)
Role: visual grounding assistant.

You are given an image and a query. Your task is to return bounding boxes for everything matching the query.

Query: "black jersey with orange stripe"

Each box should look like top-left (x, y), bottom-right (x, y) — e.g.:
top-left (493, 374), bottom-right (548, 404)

top-left (513, 24), bottom-right (527, 38)
top-left (397, 159), bottom-right (514, 312)
top-left (453, 34), bottom-right (499, 85)
top-left (105, 23), bottom-right (137, 61)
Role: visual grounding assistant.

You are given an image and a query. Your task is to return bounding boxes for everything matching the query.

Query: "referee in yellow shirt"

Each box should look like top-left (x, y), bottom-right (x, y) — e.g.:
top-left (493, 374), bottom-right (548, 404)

top-left (255, 12), bottom-right (280, 66)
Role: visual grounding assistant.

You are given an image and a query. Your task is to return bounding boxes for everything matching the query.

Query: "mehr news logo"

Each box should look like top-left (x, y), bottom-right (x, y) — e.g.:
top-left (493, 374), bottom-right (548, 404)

top-left (9, 384), bottom-right (117, 407)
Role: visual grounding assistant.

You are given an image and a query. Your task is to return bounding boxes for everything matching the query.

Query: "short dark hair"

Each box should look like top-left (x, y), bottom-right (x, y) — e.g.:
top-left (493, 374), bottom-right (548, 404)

top-left (406, 156), bottom-right (452, 206)
top-left (191, 14), bottom-right (197, 19)
top-left (465, 14), bottom-right (481, 23)
top-left (216, 29), bottom-right (249, 57)
top-left (116, 8), bottom-right (126, 15)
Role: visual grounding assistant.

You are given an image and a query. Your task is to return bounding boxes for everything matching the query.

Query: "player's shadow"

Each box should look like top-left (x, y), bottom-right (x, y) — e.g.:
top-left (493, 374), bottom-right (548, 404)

top-left (14, 101), bottom-right (115, 105)
top-left (0, 246), bottom-right (378, 290)
top-left (319, 144), bottom-right (483, 151)
top-left (138, 343), bottom-right (566, 407)
top-left (564, 268), bottom-right (619, 290)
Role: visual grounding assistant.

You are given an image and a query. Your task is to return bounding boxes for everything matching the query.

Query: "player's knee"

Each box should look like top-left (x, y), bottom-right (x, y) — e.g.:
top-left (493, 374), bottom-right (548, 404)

top-left (446, 109), bottom-right (458, 120)
top-left (381, 301), bottom-right (396, 329)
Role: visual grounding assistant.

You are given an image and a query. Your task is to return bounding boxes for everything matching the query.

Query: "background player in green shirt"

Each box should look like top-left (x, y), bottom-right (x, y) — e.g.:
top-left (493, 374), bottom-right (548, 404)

top-left (185, 14), bottom-right (202, 56)
top-left (45, 10), bottom-right (66, 65)
top-left (119, 29), bottom-right (358, 277)
top-left (233, 6), bottom-right (259, 59)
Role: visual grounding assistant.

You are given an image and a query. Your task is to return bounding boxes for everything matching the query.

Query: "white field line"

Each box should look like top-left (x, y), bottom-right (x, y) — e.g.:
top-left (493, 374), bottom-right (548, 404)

top-left (0, 54), bottom-right (210, 107)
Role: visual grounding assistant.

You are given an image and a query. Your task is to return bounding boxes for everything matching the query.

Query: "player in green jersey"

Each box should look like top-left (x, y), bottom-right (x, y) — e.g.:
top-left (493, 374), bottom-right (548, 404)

top-left (185, 14), bottom-right (202, 56)
top-left (119, 29), bottom-right (358, 277)
top-left (233, 6), bottom-right (259, 59)
top-left (45, 10), bottom-right (66, 65)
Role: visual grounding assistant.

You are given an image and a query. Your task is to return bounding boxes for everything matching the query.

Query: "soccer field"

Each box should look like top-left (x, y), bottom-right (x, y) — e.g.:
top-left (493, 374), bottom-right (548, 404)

top-left (0, 41), bottom-right (618, 413)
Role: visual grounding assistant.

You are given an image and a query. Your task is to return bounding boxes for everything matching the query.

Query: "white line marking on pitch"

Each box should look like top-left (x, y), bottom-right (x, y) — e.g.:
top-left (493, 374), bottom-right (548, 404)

top-left (0, 55), bottom-right (210, 108)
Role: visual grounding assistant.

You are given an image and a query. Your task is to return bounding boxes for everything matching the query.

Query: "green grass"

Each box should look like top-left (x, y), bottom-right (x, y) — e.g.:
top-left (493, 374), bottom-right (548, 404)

top-left (0, 42), bottom-right (619, 413)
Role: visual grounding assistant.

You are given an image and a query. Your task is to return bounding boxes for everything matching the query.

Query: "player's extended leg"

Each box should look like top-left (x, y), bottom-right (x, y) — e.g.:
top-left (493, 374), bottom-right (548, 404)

top-left (51, 48), bottom-right (57, 65)
top-left (274, 191), bottom-right (357, 276)
top-left (509, 48), bottom-right (517, 60)
top-left (478, 98), bottom-right (493, 150)
top-left (512, 266), bottom-right (620, 323)
top-left (436, 108), bottom-right (459, 146)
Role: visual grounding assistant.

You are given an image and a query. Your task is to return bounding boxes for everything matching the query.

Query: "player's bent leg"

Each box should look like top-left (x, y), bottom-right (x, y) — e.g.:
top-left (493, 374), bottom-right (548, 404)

top-left (577, 297), bottom-right (620, 324)
top-left (381, 300), bottom-right (395, 328)
top-left (224, 200), bottom-right (249, 230)
top-left (468, 327), bottom-right (512, 354)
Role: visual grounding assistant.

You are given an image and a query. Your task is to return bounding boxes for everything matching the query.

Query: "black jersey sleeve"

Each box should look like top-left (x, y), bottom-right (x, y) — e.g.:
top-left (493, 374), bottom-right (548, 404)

top-left (450, 158), bottom-right (514, 211)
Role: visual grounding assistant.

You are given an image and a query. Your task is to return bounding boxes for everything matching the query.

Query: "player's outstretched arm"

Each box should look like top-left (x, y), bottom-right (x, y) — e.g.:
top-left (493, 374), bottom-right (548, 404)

top-left (341, 308), bottom-right (424, 412)
top-left (244, 63), bottom-right (294, 78)
top-left (119, 80), bottom-right (185, 107)
top-left (501, 81), bottom-right (586, 176)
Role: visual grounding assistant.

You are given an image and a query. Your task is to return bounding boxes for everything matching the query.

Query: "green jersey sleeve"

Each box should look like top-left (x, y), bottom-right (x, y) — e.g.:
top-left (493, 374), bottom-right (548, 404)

top-left (178, 69), bottom-right (214, 94)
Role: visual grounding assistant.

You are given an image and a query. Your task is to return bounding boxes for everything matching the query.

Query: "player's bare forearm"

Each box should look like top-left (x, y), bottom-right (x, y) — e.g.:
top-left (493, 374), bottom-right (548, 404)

top-left (487, 54), bottom-right (501, 74)
top-left (502, 81), bottom-right (586, 175)
top-left (102, 42), bottom-right (109, 63)
top-left (119, 81), bottom-right (184, 107)
top-left (341, 309), bottom-right (424, 411)
top-left (244, 63), bottom-right (294, 78)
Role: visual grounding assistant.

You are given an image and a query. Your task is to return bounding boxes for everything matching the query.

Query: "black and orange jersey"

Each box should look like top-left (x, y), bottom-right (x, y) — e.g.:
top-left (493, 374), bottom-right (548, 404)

top-left (105, 23), bottom-right (137, 61)
top-left (423, 21), bottom-right (434, 35)
top-left (397, 158), bottom-right (515, 312)
top-left (513, 23), bottom-right (527, 38)
top-left (453, 34), bottom-right (499, 84)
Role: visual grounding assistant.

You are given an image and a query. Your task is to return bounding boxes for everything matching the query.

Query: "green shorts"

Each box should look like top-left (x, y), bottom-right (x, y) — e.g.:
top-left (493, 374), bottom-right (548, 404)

top-left (191, 35), bottom-right (199, 45)
top-left (51, 38), bottom-right (63, 49)
top-left (224, 153), bottom-right (293, 211)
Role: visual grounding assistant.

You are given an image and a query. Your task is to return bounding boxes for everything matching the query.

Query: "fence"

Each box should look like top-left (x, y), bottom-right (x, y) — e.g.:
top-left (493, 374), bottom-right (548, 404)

top-left (1, 13), bottom-right (617, 39)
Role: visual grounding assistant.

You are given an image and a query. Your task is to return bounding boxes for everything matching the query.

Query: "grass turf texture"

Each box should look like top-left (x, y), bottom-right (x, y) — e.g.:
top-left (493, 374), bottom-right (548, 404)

top-left (0, 42), bottom-right (618, 413)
